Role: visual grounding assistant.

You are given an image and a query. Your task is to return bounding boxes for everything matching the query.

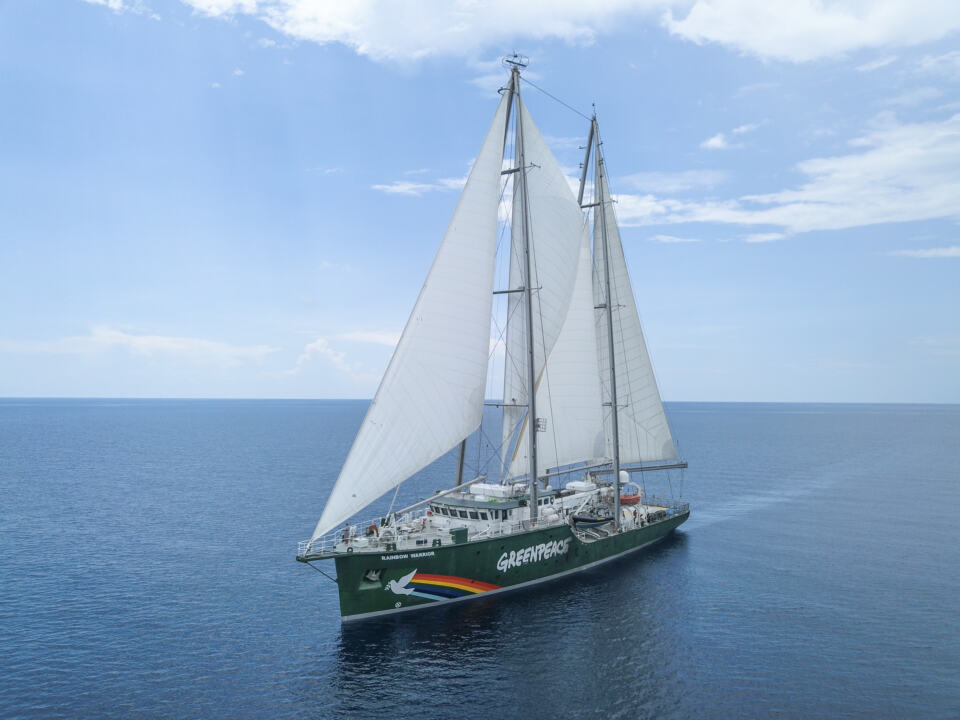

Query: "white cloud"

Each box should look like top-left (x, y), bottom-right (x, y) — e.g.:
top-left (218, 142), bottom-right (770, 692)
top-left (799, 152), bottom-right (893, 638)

top-left (372, 174), bottom-right (466, 196)
top-left (918, 50), bottom-right (960, 78)
top-left (887, 245), bottom-right (960, 258)
top-left (87, 1), bottom-right (960, 65)
top-left (744, 232), bottom-right (785, 243)
top-left (666, 0), bottom-right (960, 63)
top-left (543, 135), bottom-right (583, 151)
top-left (883, 86), bottom-right (942, 107)
top-left (614, 113), bottom-right (960, 234)
top-left (466, 58), bottom-right (543, 94)
top-left (83, 0), bottom-right (126, 10)
top-left (651, 234), bottom-right (701, 243)
top-left (283, 337), bottom-right (352, 375)
top-left (186, 0), bottom-right (257, 14)
top-left (82, 0), bottom-right (157, 16)
top-left (233, 67), bottom-right (245, 76)
top-left (210, 82), bottom-right (221, 89)
top-left (341, 330), bottom-right (402, 346)
top-left (622, 169), bottom-right (728, 192)
top-left (857, 55), bottom-right (898, 72)
top-left (372, 180), bottom-right (445, 196)
top-left (437, 175), bottom-right (468, 190)
top-left (910, 335), bottom-right (960, 356)
top-left (734, 81), bottom-right (779, 97)
top-left (181, 0), bottom-right (671, 62)
top-left (700, 132), bottom-right (728, 149)
top-left (732, 122), bottom-right (761, 135)
top-left (0, 326), bottom-right (278, 364)
top-left (701, 122), bottom-right (761, 150)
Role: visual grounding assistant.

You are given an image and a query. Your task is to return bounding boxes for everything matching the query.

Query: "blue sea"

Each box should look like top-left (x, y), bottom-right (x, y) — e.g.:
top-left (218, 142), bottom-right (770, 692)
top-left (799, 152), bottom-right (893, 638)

top-left (1, 399), bottom-right (958, 719)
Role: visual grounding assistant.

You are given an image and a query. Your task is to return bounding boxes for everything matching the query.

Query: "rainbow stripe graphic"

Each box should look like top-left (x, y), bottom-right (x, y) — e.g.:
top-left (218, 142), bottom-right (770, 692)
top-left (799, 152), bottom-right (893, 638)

top-left (405, 573), bottom-right (501, 601)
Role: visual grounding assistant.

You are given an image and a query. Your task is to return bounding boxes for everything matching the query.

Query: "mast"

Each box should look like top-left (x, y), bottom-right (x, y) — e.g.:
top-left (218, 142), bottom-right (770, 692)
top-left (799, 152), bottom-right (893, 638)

top-left (510, 61), bottom-right (539, 522)
top-left (594, 117), bottom-right (622, 529)
top-left (455, 439), bottom-right (466, 486)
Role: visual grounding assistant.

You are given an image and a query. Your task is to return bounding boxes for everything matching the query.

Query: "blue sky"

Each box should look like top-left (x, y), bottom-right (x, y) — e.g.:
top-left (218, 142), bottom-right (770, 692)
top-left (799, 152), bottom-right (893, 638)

top-left (1, 0), bottom-right (958, 402)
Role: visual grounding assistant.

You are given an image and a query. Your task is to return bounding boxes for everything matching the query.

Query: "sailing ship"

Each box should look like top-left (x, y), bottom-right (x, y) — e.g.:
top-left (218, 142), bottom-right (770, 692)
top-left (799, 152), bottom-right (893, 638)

top-left (297, 56), bottom-right (689, 622)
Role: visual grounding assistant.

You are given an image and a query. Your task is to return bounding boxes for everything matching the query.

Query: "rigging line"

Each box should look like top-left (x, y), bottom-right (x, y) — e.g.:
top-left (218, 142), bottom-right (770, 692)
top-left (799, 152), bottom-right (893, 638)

top-left (530, 216), bottom-right (562, 478)
top-left (483, 173), bottom-right (513, 461)
top-left (601, 144), bottom-right (662, 461)
top-left (474, 417), bottom-right (509, 479)
top-left (484, 161), bottom-right (515, 480)
top-left (590, 175), bottom-right (617, 465)
top-left (487, 314), bottom-right (509, 370)
top-left (596, 144), bottom-right (641, 458)
top-left (486, 175), bottom-right (513, 400)
top-left (385, 481), bottom-right (402, 520)
top-left (497, 233), bottom-right (527, 393)
top-left (304, 561), bottom-right (338, 584)
top-left (496, 294), bottom-right (528, 386)
top-left (520, 76), bottom-right (591, 121)
top-left (600, 148), bottom-right (669, 506)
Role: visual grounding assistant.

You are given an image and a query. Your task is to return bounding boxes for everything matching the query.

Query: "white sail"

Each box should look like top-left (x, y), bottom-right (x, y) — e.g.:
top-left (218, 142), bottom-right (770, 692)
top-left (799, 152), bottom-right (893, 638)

top-left (501, 97), bottom-right (584, 476)
top-left (594, 152), bottom-right (677, 464)
top-left (507, 221), bottom-right (606, 479)
top-left (311, 91), bottom-right (511, 542)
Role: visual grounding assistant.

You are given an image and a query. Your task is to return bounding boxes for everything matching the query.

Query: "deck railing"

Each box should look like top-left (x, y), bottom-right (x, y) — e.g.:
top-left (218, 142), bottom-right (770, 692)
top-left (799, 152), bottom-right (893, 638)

top-left (298, 494), bottom-right (690, 558)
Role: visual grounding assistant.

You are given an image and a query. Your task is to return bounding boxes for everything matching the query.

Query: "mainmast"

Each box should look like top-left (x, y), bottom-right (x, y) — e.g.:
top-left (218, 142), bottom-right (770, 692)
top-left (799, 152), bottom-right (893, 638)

top-left (506, 56), bottom-right (539, 522)
top-left (586, 117), bottom-right (622, 529)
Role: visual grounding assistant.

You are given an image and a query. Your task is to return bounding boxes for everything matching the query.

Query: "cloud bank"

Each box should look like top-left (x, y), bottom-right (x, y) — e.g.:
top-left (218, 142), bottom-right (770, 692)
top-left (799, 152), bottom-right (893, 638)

top-left (0, 326), bottom-right (278, 365)
top-left (614, 113), bottom-right (960, 234)
top-left (166, 0), bottom-right (960, 64)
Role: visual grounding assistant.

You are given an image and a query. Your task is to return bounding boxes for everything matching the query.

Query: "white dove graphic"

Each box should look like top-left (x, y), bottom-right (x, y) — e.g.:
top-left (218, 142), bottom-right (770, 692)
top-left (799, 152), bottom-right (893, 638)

top-left (385, 569), bottom-right (417, 596)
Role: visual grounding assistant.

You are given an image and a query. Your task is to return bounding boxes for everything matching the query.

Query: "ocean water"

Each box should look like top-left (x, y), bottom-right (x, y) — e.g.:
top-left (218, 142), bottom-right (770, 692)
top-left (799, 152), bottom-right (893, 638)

top-left (1, 399), bottom-right (958, 719)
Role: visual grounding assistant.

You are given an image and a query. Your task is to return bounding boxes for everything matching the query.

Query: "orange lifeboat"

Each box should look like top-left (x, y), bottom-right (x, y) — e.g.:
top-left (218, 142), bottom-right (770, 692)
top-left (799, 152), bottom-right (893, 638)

top-left (620, 494), bottom-right (642, 506)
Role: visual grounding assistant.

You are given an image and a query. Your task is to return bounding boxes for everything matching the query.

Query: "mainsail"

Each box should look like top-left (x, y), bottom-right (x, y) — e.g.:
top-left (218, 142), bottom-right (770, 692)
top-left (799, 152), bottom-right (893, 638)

top-left (506, 221), bottom-right (606, 479)
top-left (501, 97), bottom-right (583, 476)
top-left (593, 151), bottom-right (677, 464)
top-left (310, 91), bottom-right (511, 542)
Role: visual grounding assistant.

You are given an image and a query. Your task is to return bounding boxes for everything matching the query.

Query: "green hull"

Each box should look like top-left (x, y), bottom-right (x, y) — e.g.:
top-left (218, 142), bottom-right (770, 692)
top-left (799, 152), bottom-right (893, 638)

top-left (310, 511), bottom-right (688, 621)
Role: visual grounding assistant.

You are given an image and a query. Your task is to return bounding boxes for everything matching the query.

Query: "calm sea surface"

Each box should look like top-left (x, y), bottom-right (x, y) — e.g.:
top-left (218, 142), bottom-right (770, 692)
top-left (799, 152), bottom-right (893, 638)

top-left (1, 400), bottom-right (958, 719)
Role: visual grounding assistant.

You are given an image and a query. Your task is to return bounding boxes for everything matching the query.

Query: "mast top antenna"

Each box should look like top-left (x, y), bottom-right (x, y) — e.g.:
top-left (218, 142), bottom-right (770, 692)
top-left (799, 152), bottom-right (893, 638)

top-left (502, 53), bottom-right (529, 69)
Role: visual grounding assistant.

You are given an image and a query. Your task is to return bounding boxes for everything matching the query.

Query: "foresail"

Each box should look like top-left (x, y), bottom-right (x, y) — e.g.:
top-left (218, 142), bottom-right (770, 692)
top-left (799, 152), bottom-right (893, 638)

top-left (311, 92), bottom-right (510, 542)
top-left (501, 97), bottom-right (584, 476)
top-left (507, 221), bottom-right (606, 479)
top-left (593, 153), bottom-right (677, 465)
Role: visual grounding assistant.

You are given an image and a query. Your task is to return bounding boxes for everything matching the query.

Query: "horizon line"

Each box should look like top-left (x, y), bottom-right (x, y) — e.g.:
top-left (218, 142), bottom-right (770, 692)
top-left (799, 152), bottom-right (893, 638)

top-left (1, 396), bottom-right (957, 406)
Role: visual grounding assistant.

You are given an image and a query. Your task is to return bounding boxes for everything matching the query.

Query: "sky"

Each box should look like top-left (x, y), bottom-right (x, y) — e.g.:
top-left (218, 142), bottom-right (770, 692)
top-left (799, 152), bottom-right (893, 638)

top-left (0, 0), bottom-right (958, 402)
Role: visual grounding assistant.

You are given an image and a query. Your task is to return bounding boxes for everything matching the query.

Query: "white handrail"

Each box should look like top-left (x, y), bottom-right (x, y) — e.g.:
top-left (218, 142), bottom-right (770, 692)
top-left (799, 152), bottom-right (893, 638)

top-left (298, 493), bottom-right (689, 558)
